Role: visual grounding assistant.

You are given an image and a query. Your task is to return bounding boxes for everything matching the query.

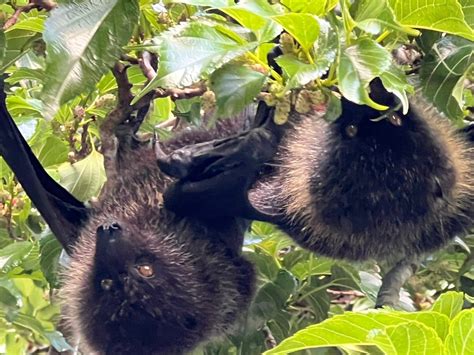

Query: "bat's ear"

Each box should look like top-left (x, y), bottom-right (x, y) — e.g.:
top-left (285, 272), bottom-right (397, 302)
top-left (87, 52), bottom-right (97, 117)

top-left (0, 75), bottom-right (89, 254)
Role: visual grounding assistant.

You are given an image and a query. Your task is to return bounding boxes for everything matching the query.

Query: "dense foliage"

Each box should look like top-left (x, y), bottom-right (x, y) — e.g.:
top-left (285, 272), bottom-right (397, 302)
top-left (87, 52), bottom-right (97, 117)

top-left (0, 0), bottom-right (473, 354)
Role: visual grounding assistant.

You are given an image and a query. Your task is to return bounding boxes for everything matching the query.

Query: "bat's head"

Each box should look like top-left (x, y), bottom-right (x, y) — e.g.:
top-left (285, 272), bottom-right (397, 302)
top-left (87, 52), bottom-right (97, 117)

top-left (64, 219), bottom-right (255, 354)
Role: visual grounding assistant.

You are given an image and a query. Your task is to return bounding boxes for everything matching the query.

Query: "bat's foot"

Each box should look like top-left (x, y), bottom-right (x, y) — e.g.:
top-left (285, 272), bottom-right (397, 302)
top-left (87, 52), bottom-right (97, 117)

top-left (375, 258), bottom-right (418, 308)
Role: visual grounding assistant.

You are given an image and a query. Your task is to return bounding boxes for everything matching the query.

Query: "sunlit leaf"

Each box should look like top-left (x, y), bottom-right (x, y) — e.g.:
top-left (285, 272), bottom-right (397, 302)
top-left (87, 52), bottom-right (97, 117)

top-left (444, 309), bottom-right (474, 354)
top-left (338, 38), bottom-right (392, 110)
top-left (210, 64), bottom-right (266, 117)
top-left (389, 0), bottom-right (474, 41)
top-left (264, 311), bottom-right (449, 354)
top-left (135, 22), bottom-right (257, 103)
top-left (272, 13), bottom-right (320, 51)
top-left (58, 150), bottom-right (106, 201)
top-left (42, 0), bottom-right (139, 118)
top-left (370, 321), bottom-right (444, 354)
top-left (431, 291), bottom-right (464, 319)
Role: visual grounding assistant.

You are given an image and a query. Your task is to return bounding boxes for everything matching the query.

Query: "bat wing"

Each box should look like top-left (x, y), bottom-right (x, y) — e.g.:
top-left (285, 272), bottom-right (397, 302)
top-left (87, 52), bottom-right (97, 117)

top-left (0, 76), bottom-right (89, 253)
top-left (156, 101), bottom-right (282, 222)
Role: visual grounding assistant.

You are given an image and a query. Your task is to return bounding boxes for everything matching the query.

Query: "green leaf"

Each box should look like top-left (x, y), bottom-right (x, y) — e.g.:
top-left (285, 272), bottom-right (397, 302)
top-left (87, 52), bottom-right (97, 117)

top-left (251, 269), bottom-right (296, 321)
top-left (39, 234), bottom-right (62, 287)
top-left (281, 0), bottom-right (338, 15)
top-left (221, 0), bottom-right (283, 42)
top-left (171, 0), bottom-right (233, 7)
top-left (41, 0), bottom-right (140, 118)
top-left (0, 30), bottom-right (5, 65)
top-left (134, 22), bottom-right (257, 103)
top-left (300, 278), bottom-right (331, 323)
top-left (4, 68), bottom-right (45, 84)
top-left (58, 150), bottom-right (106, 201)
top-left (352, 0), bottom-right (416, 35)
top-left (431, 291), bottom-right (464, 319)
top-left (245, 251), bottom-right (280, 281)
top-left (264, 311), bottom-right (449, 354)
top-left (370, 321), bottom-right (444, 355)
top-left (0, 242), bottom-right (34, 274)
top-left (444, 309), bottom-right (474, 354)
top-left (272, 13), bottom-right (320, 52)
top-left (338, 38), bottom-right (392, 110)
top-left (459, 0), bottom-right (474, 28)
top-left (275, 18), bottom-right (337, 90)
top-left (36, 136), bottom-right (68, 167)
top-left (420, 36), bottom-right (474, 121)
top-left (330, 264), bottom-right (362, 291)
top-left (210, 64), bottom-right (266, 117)
top-left (389, 0), bottom-right (474, 41)
top-left (0, 286), bottom-right (18, 308)
top-left (379, 64), bottom-right (413, 114)
top-left (7, 17), bottom-right (45, 33)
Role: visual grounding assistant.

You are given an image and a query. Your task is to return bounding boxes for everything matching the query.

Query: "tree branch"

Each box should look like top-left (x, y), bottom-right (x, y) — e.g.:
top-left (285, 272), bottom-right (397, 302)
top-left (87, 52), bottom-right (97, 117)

top-left (3, 0), bottom-right (56, 30)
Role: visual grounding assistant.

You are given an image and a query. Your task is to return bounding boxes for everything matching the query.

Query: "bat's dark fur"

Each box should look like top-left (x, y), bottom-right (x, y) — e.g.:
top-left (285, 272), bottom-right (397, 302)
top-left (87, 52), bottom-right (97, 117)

top-left (61, 144), bottom-right (255, 354)
top-left (251, 96), bottom-right (474, 262)
top-left (0, 78), bottom-right (258, 354)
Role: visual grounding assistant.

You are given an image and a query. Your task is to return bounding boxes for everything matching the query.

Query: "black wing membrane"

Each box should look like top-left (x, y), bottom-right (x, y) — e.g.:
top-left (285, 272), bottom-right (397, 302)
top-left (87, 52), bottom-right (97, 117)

top-left (0, 76), bottom-right (88, 253)
top-left (157, 101), bottom-right (282, 222)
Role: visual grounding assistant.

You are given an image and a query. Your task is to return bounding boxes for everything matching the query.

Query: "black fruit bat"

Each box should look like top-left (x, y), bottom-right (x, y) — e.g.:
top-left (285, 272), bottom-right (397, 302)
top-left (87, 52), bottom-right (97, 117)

top-left (163, 80), bottom-right (474, 307)
top-left (0, 75), bottom-right (279, 354)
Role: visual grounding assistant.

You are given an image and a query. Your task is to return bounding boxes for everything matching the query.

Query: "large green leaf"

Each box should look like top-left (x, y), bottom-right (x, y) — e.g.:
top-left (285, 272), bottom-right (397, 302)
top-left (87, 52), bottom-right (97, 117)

top-left (272, 13), bottom-right (320, 52)
top-left (431, 291), bottom-right (464, 319)
top-left (420, 36), bottom-right (474, 121)
top-left (276, 18), bottom-right (337, 89)
top-left (352, 0), bottom-right (415, 35)
top-left (135, 22), bottom-right (258, 103)
top-left (338, 38), bottom-right (392, 110)
top-left (210, 64), bottom-right (266, 117)
top-left (39, 234), bottom-right (62, 287)
top-left (459, 0), bottom-right (474, 28)
top-left (41, 0), bottom-right (139, 118)
top-left (371, 321), bottom-right (444, 354)
top-left (281, 0), bottom-right (338, 15)
top-left (264, 311), bottom-right (449, 354)
top-left (221, 0), bottom-right (282, 42)
top-left (0, 242), bottom-right (34, 274)
top-left (36, 136), bottom-right (68, 168)
top-left (171, 0), bottom-right (233, 7)
top-left (389, 0), bottom-right (474, 41)
top-left (58, 150), bottom-right (106, 201)
top-left (444, 309), bottom-right (474, 354)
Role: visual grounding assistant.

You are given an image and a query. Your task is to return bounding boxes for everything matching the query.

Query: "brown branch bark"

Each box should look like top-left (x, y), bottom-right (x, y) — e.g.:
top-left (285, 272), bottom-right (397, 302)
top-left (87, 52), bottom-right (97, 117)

top-left (99, 63), bottom-right (135, 183)
top-left (3, 0), bottom-right (56, 30)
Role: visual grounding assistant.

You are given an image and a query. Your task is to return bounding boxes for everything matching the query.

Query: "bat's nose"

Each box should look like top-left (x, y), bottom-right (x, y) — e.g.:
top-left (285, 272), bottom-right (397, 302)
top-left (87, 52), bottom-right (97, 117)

top-left (97, 222), bottom-right (122, 238)
top-left (95, 222), bottom-right (125, 261)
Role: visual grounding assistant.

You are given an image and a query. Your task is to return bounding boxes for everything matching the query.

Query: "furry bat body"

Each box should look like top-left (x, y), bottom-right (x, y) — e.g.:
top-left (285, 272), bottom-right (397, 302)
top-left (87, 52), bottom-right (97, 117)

top-left (63, 143), bottom-right (255, 354)
top-left (166, 86), bottom-right (474, 306)
top-left (253, 96), bottom-right (474, 262)
top-left (0, 77), bottom-right (281, 354)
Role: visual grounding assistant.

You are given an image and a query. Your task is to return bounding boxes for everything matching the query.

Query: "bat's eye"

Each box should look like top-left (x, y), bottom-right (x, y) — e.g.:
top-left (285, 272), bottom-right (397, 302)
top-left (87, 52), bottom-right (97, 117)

top-left (101, 278), bottom-right (114, 291)
top-left (136, 264), bottom-right (154, 278)
top-left (388, 113), bottom-right (402, 126)
top-left (345, 124), bottom-right (358, 138)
